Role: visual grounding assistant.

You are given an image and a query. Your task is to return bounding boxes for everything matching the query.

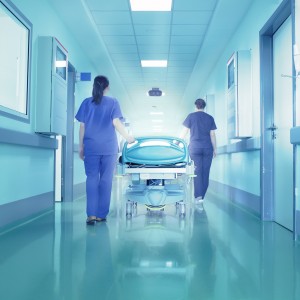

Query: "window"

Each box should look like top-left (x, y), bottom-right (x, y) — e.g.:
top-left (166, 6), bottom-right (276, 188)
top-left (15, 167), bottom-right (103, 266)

top-left (0, 0), bottom-right (32, 122)
top-left (55, 46), bottom-right (67, 81)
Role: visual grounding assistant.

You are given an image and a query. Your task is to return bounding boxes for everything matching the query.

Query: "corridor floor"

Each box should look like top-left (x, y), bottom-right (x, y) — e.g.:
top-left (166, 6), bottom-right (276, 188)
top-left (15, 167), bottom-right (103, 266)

top-left (0, 189), bottom-right (299, 300)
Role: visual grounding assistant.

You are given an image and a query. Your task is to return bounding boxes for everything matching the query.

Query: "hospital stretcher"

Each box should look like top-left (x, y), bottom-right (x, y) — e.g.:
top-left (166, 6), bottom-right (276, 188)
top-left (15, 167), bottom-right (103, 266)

top-left (118, 136), bottom-right (194, 218)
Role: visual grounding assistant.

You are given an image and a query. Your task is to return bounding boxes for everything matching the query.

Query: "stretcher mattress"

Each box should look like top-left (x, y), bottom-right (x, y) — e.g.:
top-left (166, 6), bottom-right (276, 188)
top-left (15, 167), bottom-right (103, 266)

top-left (121, 136), bottom-right (188, 167)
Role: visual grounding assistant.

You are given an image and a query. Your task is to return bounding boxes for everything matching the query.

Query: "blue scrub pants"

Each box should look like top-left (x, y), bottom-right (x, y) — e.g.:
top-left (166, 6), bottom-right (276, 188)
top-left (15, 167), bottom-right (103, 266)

top-left (189, 148), bottom-right (213, 199)
top-left (84, 154), bottom-right (117, 218)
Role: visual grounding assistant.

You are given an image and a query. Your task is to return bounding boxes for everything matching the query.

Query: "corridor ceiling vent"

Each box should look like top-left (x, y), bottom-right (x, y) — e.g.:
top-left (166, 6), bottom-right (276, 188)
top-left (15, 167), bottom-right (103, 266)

top-left (148, 88), bottom-right (163, 96)
top-left (141, 60), bottom-right (168, 67)
top-left (130, 0), bottom-right (172, 11)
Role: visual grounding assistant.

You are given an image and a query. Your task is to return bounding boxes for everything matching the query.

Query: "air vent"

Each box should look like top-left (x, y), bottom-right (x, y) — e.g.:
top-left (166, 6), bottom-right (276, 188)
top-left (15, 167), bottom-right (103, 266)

top-left (148, 87), bottom-right (162, 96)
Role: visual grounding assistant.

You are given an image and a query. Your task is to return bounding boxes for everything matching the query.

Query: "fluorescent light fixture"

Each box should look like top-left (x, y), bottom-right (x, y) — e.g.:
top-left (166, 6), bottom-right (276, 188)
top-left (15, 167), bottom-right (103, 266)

top-left (130, 0), bottom-right (172, 11)
top-left (150, 112), bottom-right (164, 115)
top-left (141, 60), bottom-right (168, 67)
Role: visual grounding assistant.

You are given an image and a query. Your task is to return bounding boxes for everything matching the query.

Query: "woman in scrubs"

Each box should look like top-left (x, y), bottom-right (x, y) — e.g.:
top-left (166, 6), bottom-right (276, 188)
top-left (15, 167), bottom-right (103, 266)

top-left (75, 75), bottom-right (135, 224)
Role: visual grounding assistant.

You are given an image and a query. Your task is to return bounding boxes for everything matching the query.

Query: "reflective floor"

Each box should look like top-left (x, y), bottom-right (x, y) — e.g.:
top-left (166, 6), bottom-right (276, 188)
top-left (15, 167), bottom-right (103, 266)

top-left (0, 186), bottom-right (300, 300)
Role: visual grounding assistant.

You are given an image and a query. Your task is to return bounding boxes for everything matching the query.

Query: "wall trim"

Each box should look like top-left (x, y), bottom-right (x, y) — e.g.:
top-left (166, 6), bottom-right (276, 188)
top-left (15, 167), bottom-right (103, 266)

top-left (0, 128), bottom-right (57, 149)
top-left (210, 180), bottom-right (261, 217)
top-left (0, 191), bottom-right (54, 229)
top-left (217, 137), bottom-right (260, 155)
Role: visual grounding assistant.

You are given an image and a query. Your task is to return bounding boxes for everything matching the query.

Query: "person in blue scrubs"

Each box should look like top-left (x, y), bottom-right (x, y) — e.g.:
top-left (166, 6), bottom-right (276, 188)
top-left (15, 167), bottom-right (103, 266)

top-left (180, 98), bottom-right (217, 208)
top-left (75, 75), bottom-right (135, 224)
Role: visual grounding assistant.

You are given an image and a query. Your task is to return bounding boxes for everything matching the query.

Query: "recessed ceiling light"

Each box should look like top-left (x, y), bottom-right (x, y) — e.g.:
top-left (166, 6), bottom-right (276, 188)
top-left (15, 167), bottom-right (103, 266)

top-left (150, 112), bottom-right (164, 115)
top-left (141, 60), bottom-right (168, 67)
top-left (130, 0), bottom-right (172, 11)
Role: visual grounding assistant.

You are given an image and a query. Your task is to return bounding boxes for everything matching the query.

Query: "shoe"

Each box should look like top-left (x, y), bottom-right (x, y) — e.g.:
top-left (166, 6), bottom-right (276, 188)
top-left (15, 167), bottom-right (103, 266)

top-left (95, 217), bottom-right (106, 222)
top-left (86, 216), bottom-right (96, 225)
top-left (195, 197), bottom-right (204, 211)
top-left (195, 196), bottom-right (203, 204)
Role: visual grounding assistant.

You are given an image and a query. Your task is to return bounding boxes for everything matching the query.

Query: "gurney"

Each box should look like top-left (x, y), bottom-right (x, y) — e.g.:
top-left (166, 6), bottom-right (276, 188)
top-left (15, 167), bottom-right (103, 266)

top-left (118, 136), bottom-right (194, 218)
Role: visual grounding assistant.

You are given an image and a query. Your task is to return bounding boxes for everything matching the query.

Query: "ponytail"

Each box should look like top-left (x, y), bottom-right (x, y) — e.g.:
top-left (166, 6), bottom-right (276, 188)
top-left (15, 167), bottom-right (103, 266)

top-left (92, 75), bottom-right (109, 105)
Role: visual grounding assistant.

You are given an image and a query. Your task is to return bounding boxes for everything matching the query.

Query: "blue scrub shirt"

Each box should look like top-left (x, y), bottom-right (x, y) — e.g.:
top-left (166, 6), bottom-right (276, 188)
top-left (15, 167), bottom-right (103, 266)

top-left (183, 111), bottom-right (217, 150)
top-left (75, 96), bottom-right (123, 155)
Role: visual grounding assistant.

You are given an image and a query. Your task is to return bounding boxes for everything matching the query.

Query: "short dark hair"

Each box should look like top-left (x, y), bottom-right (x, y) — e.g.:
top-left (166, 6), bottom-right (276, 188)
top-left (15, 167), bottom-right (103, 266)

top-left (195, 98), bottom-right (206, 109)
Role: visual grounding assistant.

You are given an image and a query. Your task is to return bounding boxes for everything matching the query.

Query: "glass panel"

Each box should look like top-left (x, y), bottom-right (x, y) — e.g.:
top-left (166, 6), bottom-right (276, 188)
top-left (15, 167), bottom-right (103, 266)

top-left (0, 1), bottom-right (30, 118)
top-left (55, 46), bottom-right (67, 80)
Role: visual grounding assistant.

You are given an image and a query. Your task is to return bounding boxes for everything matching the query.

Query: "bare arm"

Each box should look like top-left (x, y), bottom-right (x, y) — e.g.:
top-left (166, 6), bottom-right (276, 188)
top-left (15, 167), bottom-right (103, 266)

top-left (113, 118), bottom-right (135, 143)
top-left (79, 122), bottom-right (85, 160)
top-left (179, 126), bottom-right (190, 140)
top-left (210, 130), bottom-right (217, 158)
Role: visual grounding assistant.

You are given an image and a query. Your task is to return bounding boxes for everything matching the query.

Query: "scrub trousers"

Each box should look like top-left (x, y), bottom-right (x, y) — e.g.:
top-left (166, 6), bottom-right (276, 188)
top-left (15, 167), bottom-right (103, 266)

top-left (189, 148), bottom-right (213, 199)
top-left (84, 154), bottom-right (117, 218)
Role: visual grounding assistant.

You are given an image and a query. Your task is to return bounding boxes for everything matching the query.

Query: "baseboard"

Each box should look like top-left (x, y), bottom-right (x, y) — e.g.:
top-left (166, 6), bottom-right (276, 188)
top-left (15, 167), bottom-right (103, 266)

top-left (209, 180), bottom-right (261, 217)
top-left (0, 191), bottom-right (54, 229)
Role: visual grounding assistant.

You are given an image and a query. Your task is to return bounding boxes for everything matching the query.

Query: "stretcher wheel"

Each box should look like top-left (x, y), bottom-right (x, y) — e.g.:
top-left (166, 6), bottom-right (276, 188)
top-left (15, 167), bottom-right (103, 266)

top-left (177, 201), bottom-right (186, 218)
top-left (126, 200), bottom-right (133, 218)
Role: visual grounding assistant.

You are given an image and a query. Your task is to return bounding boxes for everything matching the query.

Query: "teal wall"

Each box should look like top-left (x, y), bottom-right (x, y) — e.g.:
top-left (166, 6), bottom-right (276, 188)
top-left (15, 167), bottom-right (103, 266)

top-left (197, 0), bottom-right (282, 197)
top-left (0, 144), bottom-right (54, 204)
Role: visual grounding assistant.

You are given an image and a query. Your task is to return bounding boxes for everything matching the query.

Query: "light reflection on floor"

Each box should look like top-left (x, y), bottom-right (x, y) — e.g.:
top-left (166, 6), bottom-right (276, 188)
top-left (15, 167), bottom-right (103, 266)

top-left (0, 185), bottom-right (299, 300)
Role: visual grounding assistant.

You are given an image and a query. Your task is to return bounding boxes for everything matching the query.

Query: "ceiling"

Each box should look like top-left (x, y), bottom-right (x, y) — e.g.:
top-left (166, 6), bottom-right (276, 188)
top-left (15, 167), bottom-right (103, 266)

top-left (50, 0), bottom-right (253, 136)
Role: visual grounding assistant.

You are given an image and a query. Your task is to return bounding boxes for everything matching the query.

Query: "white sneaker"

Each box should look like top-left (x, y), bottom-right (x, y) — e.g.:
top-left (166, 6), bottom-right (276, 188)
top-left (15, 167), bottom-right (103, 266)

top-left (195, 197), bottom-right (204, 210)
top-left (195, 196), bottom-right (203, 203)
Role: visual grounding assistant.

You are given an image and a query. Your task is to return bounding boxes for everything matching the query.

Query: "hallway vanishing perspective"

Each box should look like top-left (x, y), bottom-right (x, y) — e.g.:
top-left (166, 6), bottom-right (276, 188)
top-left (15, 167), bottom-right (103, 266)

top-left (0, 187), bottom-right (299, 300)
top-left (1, 0), bottom-right (300, 299)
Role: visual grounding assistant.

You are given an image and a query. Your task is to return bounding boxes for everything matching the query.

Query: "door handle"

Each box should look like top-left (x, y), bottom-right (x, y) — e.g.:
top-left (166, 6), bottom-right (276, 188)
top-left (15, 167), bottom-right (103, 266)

top-left (267, 124), bottom-right (277, 140)
top-left (267, 124), bottom-right (278, 131)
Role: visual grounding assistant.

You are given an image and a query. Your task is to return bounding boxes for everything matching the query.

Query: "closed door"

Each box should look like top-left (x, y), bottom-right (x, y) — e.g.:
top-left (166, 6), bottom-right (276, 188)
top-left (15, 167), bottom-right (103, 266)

top-left (272, 15), bottom-right (293, 231)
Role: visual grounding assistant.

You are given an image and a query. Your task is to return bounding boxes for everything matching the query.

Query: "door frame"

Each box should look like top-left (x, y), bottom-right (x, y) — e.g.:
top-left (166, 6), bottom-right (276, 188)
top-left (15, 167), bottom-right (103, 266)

top-left (260, 0), bottom-right (295, 229)
top-left (61, 62), bottom-right (76, 202)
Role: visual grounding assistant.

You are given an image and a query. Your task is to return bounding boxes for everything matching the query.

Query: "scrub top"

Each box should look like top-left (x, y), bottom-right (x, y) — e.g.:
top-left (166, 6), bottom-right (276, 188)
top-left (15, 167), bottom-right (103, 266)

top-left (183, 111), bottom-right (217, 150)
top-left (75, 96), bottom-right (123, 155)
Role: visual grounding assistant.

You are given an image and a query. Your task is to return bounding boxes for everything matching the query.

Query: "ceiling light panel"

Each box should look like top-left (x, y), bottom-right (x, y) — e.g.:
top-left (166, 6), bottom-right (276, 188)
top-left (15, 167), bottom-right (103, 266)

top-left (141, 60), bottom-right (168, 67)
top-left (130, 0), bottom-right (172, 11)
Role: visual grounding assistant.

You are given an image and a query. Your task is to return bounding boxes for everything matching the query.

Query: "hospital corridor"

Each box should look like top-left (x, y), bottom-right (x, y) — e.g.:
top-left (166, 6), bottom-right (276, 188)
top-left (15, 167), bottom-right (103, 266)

top-left (1, 0), bottom-right (300, 299)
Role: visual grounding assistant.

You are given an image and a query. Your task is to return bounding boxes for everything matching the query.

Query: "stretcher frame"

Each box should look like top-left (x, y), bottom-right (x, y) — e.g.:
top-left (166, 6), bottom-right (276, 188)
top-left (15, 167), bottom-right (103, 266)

top-left (118, 136), bottom-right (195, 218)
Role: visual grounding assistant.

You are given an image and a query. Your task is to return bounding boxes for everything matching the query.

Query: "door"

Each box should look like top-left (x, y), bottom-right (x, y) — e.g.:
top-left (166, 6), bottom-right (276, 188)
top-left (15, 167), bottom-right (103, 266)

top-left (55, 63), bottom-right (76, 202)
top-left (272, 15), bottom-right (293, 230)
